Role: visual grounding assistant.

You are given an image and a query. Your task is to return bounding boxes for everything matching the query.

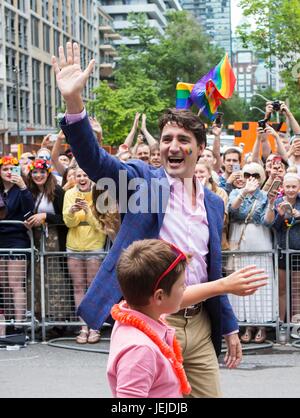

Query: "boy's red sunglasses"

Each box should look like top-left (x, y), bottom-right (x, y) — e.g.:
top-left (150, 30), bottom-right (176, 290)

top-left (153, 242), bottom-right (187, 292)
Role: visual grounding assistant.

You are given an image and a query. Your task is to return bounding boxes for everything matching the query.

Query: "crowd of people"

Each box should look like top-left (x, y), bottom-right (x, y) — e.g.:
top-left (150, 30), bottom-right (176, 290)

top-left (1, 42), bottom-right (300, 398)
top-left (1, 98), bottom-right (300, 344)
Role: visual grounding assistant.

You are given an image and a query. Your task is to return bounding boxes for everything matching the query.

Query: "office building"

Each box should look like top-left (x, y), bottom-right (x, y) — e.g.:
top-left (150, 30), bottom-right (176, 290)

top-left (100, 0), bottom-right (182, 46)
top-left (0, 0), bottom-right (120, 148)
top-left (180, 0), bottom-right (232, 57)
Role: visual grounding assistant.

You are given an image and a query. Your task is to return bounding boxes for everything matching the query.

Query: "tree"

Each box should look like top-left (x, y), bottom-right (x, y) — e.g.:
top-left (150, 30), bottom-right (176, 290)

top-left (116, 11), bottom-right (224, 105)
top-left (237, 0), bottom-right (300, 92)
top-left (88, 79), bottom-right (168, 145)
top-left (89, 11), bottom-right (250, 144)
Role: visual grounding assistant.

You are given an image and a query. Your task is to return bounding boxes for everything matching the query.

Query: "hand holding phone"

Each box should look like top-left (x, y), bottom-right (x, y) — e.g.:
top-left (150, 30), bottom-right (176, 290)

top-left (232, 164), bottom-right (240, 173)
top-left (215, 112), bottom-right (224, 128)
top-left (24, 211), bottom-right (34, 221)
top-left (11, 166), bottom-right (21, 176)
top-left (268, 179), bottom-right (281, 196)
top-left (281, 201), bottom-right (293, 215)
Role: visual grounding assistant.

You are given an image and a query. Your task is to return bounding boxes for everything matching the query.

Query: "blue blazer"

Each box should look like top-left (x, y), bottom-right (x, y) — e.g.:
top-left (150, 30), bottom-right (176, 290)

top-left (61, 115), bottom-right (238, 355)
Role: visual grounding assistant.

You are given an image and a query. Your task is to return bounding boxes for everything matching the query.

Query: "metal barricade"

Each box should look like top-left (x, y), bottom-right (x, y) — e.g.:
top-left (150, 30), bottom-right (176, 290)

top-left (222, 246), bottom-right (280, 340)
top-left (283, 222), bottom-right (300, 342)
top-left (39, 225), bottom-right (109, 341)
top-left (0, 220), bottom-right (36, 342)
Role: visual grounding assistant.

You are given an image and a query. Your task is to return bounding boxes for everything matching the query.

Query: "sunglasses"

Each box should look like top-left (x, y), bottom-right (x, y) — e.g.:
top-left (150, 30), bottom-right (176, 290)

top-left (244, 172), bottom-right (260, 180)
top-left (153, 242), bottom-right (187, 292)
top-left (37, 155), bottom-right (51, 161)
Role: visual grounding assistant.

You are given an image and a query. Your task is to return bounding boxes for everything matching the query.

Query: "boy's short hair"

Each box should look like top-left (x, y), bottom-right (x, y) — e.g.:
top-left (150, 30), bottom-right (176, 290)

top-left (117, 239), bottom-right (187, 306)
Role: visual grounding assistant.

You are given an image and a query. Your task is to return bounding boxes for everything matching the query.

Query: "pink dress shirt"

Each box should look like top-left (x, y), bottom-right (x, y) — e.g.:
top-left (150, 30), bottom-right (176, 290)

top-left (159, 172), bottom-right (209, 285)
top-left (107, 302), bottom-right (182, 398)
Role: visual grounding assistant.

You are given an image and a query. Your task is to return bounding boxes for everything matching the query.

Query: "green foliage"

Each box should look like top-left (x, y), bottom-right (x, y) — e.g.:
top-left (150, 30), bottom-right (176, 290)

top-left (237, 0), bottom-right (300, 96)
top-left (88, 79), bottom-right (168, 145)
top-left (89, 11), bottom-right (251, 145)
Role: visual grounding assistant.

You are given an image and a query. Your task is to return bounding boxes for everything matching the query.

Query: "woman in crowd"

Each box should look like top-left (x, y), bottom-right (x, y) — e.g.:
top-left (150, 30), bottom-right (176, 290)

top-left (25, 158), bottom-right (68, 319)
top-left (63, 167), bottom-right (106, 344)
top-left (91, 185), bottom-right (121, 243)
top-left (265, 173), bottom-right (300, 322)
top-left (227, 162), bottom-right (274, 343)
top-left (0, 156), bottom-right (34, 322)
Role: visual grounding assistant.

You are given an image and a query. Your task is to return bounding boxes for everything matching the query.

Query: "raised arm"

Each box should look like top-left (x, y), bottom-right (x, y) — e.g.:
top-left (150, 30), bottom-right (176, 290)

top-left (251, 127), bottom-right (264, 162)
top-left (211, 123), bottom-right (222, 173)
top-left (281, 103), bottom-right (300, 135)
top-left (123, 113), bottom-right (140, 148)
top-left (141, 114), bottom-right (157, 148)
top-left (51, 131), bottom-right (68, 176)
top-left (265, 124), bottom-right (288, 162)
top-left (52, 42), bottom-right (143, 187)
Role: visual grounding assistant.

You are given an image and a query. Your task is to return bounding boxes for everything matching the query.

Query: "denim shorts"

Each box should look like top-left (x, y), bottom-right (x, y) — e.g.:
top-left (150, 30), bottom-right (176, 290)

top-left (66, 248), bottom-right (103, 261)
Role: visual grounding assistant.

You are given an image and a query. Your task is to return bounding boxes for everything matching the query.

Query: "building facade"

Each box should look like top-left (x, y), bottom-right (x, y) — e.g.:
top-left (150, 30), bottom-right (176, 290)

top-left (0, 0), bottom-right (119, 148)
top-left (180, 0), bottom-right (232, 57)
top-left (232, 38), bottom-right (284, 103)
top-left (100, 0), bottom-right (182, 46)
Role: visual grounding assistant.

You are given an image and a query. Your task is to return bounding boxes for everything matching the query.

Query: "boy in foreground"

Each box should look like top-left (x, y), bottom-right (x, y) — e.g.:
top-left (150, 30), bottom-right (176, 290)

top-left (107, 239), bottom-right (267, 398)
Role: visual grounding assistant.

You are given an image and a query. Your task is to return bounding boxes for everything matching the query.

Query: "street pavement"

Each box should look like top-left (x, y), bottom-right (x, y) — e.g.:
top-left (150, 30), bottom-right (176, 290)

top-left (1, 339), bottom-right (300, 398)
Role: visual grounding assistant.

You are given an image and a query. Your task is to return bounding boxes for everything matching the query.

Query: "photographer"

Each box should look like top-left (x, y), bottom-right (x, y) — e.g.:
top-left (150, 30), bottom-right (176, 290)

top-left (265, 173), bottom-right (300, 322)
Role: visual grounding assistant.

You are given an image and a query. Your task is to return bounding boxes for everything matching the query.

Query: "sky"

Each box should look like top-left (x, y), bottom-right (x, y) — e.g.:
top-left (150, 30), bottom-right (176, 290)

top-left (231, 0), bottom-right (243, 31)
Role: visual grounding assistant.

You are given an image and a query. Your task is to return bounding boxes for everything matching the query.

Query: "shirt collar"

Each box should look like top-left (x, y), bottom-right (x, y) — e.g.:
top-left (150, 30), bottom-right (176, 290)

top-left (119, 301), bottom-right (173, 341)
top-left (164, 170), bottom-right (204, 199)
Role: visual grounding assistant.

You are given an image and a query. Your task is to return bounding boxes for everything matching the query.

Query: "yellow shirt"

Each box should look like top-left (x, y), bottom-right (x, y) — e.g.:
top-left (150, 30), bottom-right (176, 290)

top-left (63, 186), bottom-right (106, 251)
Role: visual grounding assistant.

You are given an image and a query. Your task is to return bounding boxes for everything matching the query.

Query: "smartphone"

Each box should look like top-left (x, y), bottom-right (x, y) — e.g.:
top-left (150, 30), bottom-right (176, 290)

top-left (49, 134), bottom-right (58, 142)
top-left (258, 119), bottom-right (267, 130)
top-left (24, 211), bottom-right (34, 221)
top-left (11, 166), bottom-right (21, 176)
top-left (215, 112), bottom-right (224, 128)
top-left (281, 201), bottom-right (293, 215)
top-left (268, 180), bottom-right (281, 196)
top-left (75, 198), bottom-right (84, 204)
top-left (232, 164), bottom-right (240, 172)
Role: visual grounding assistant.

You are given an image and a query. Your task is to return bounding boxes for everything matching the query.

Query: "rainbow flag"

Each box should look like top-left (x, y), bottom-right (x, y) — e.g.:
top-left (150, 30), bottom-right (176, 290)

top-left (175, 54), bottom-right (236, 120)
top-left (176, 82), bottom-right (194, 109)
top-left (190, 53), bottom-right (236, 120)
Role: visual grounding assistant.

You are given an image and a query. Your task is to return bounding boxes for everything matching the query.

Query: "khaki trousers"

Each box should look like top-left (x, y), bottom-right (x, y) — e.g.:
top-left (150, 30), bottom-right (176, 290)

top-left (166, 307), bottom-right (222, 398)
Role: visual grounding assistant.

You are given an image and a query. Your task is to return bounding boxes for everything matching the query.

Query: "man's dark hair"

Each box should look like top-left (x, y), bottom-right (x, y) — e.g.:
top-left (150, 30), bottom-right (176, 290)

top-left (159, 108), bottom-right (207, 147)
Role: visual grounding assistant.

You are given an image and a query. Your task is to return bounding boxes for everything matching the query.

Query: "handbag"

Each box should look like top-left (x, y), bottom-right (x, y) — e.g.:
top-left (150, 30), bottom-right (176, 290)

top-left (236, 199), bottom-right (258, 250)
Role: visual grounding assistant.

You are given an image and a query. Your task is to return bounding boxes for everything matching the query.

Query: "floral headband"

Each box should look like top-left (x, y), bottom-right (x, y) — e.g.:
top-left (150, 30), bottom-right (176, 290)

top-left (28, 158), bottom-right (52, 172)
top-left (0, 156), bottom-right (19, 166)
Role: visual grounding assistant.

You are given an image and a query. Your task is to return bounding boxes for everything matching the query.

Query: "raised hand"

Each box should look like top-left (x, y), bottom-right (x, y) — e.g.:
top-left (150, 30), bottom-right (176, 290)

top-left (244, 177), bottom-right (260, 194)
top-left (211, 123), bottom-right (222, 137)
top-left (51, 42), bottom-right (95, 113)
top-left (223, 265), bottom-right (268, 296)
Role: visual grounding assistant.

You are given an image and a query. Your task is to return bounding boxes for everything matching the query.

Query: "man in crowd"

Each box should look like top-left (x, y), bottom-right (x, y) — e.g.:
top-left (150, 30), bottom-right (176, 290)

top-left (219, 148), bottom-right (242, 194)
top-left (52, 42), bottom-right (242, 397)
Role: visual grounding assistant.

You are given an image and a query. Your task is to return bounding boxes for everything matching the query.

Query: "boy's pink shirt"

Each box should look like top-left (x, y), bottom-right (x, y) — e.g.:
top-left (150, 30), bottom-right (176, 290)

top-left (107, 302), bottom-right (182, 398)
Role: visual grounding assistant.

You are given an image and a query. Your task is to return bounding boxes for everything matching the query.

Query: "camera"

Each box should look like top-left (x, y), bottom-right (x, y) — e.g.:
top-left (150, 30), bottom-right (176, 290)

top-left (258, 119), bottom-right (267, 130)
top-left (272, 100), bottom-right (281, 112)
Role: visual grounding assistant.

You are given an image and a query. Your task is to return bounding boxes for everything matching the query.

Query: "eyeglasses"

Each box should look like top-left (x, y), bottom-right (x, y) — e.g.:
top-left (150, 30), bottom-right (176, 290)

top-left (244, 172), bottom-right (260, 180)
top-left (153, 241), bottom-right (187, 292)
